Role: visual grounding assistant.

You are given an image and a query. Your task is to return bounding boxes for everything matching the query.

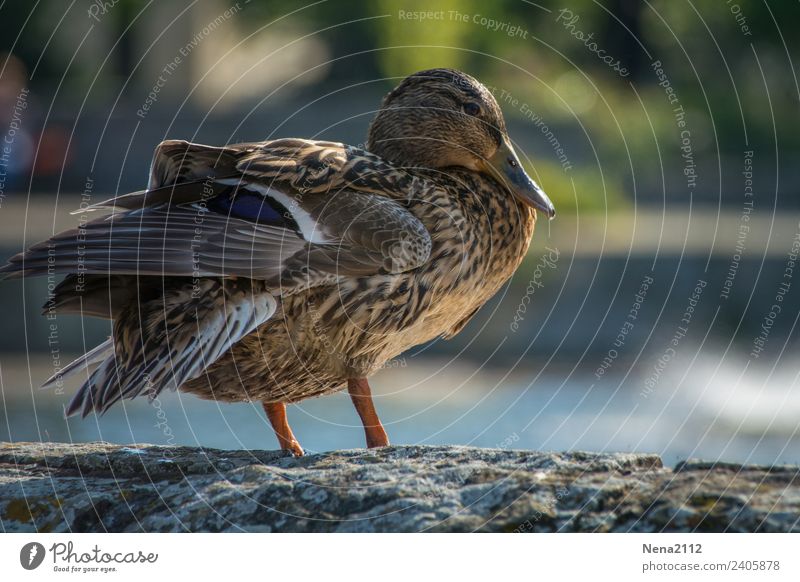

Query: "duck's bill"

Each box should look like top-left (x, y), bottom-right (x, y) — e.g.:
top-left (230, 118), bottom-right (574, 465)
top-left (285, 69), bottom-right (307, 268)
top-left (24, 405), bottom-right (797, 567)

top-left (483, 139), bottom-right (556, 219)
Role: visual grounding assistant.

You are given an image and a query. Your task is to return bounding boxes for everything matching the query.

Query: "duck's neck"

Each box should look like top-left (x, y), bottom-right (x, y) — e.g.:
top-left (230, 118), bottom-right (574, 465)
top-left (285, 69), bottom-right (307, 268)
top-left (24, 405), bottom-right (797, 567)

top-left (413, 166), bottom-right (536, 259)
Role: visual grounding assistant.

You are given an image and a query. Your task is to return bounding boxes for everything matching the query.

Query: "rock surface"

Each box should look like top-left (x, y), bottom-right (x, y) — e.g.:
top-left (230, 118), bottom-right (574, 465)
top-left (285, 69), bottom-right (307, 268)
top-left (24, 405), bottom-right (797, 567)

top-left (1, 441), bottom-right (798, 532)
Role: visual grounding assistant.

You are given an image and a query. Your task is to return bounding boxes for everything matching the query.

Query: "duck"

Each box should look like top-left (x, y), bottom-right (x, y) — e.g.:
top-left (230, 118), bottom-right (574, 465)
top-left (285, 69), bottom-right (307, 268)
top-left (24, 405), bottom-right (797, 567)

top-left (1, 68), bottom-right (555, 456)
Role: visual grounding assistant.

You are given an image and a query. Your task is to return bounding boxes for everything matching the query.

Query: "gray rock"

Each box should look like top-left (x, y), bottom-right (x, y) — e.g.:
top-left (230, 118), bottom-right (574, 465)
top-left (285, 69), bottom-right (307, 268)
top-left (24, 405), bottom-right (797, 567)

top-left (1, 442), bottom-right (798, 532)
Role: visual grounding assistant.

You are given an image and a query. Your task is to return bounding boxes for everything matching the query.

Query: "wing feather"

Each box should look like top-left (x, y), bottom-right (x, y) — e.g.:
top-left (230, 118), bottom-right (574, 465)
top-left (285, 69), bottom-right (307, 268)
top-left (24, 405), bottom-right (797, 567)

top-left (6, 137), bottom-right (435, 415)
top-left (67, 279), bottom-right (277, 416)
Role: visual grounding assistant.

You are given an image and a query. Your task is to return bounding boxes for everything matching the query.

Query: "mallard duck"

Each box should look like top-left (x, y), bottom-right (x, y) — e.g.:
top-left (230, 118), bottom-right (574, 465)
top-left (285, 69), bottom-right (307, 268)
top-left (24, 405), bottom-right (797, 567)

top-left (1, 69), bottom-right (554, 456)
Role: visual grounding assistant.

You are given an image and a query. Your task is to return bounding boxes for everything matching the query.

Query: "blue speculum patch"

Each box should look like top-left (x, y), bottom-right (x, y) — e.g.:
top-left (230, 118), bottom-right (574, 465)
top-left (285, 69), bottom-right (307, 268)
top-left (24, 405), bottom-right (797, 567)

top-left (208, 188), bottom-right (300, 233)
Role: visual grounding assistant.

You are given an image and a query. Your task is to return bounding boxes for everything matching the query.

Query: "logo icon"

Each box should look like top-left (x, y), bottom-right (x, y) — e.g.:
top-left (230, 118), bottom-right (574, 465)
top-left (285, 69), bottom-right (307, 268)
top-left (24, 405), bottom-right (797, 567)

top-left (20, 542), bottom-right (46, 570)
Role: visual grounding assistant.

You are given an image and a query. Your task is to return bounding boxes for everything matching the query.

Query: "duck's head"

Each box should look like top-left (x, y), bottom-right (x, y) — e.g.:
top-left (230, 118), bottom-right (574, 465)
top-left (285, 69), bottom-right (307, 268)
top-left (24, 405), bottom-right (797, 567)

top-left (367, 68), bottom-right (555, 219)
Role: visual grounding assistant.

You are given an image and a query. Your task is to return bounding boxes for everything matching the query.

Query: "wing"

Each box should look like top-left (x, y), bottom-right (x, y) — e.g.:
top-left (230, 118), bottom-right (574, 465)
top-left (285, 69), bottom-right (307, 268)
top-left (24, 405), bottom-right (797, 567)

top-left (66, 278), bottom-right (277, 416)
top-left (0, 139), bottom-right (433, 287)
top-left (2, 139), bottom-right (434, 415)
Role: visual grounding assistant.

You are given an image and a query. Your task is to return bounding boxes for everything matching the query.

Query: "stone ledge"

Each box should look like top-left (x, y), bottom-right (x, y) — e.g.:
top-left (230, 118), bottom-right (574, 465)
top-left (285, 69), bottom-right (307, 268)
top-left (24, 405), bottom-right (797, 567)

top-left (1, 442), bottom-right (797, 532)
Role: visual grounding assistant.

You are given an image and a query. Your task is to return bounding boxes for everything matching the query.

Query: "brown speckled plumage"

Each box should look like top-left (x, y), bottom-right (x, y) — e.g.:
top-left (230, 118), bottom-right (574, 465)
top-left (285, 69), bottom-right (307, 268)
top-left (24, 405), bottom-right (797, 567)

top-left (1, 68), bottom-right (553, 453)
top-left (185, 169), bottom-right (535, 404)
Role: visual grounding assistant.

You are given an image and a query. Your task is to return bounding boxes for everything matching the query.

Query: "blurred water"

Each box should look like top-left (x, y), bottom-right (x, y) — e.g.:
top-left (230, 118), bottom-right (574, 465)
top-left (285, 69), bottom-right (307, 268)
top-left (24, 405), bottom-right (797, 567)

top-left (1, 355), bottom-right (798, 467)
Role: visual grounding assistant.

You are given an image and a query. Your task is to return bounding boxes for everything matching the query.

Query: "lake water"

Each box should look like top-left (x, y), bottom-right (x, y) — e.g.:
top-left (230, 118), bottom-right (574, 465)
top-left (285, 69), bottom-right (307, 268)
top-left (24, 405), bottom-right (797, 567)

top-left (2, 355), bottom-right (798, 467)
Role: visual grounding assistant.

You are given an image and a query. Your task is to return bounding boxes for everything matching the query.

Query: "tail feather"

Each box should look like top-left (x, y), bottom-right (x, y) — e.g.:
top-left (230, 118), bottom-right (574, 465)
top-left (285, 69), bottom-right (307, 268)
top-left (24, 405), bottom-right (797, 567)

top-left (65, 355), bottom-right (119, 417)
top-left (64, 279), bottom-right (276, 417)
top-left (43, 339), bottom-right (113, 391)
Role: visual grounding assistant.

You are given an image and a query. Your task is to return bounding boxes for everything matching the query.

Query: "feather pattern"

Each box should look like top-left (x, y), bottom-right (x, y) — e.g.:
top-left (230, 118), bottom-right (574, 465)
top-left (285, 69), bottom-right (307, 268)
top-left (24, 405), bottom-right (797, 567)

top-left (1, 138), bottom-right (436, 415)
top-left (66, 279), bottom-right (277, 416)
top-left (0, 69), bottom-right (551, 458)
top-left (1, 140), bottom-right (432, 283)
top-left (42, 338), bottom-right (113, 390)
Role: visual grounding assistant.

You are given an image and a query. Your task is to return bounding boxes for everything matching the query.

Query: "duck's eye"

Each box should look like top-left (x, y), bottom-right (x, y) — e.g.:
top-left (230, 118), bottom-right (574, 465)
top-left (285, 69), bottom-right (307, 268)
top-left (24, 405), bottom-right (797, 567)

top-left (462, 102), bottom-right (481, 116)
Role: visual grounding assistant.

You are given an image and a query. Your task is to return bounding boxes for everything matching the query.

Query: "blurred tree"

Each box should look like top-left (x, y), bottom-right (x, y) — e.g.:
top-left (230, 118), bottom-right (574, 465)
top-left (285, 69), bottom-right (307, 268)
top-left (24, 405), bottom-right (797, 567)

top-left (373, 0), bottom-right (476, 80)
top-left (0, 0), bottom-right (796, 209)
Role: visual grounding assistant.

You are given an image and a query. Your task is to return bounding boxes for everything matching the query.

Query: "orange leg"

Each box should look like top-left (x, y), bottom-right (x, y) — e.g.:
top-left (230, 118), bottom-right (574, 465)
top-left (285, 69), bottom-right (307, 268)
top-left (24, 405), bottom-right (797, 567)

top-left (263, 402), bottom-right (304, 457)
top-left (347, 378), bottom-right (389, 448)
